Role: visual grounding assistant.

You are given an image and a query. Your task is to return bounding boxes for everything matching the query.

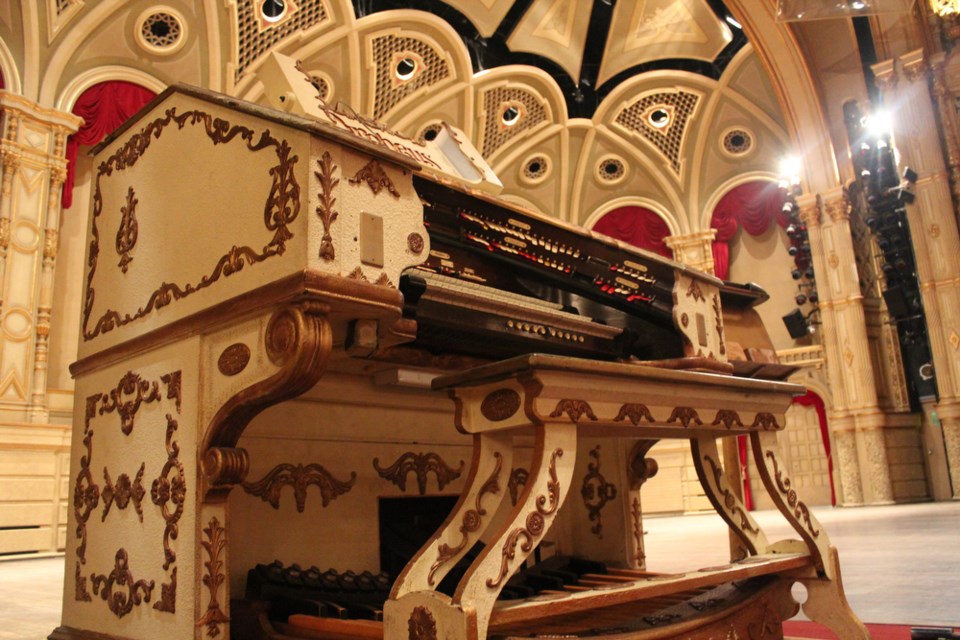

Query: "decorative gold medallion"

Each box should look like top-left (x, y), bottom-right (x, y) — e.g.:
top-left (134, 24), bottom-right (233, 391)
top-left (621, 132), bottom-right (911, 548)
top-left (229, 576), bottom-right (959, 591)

top-left (481, 388), bottom-right (521, 421)
top-left (217, 343), bottom-right (251, 376)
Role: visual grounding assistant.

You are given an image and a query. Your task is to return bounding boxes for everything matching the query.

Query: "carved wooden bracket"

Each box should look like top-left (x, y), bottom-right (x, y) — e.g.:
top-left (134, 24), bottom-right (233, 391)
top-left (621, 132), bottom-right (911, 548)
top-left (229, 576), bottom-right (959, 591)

top-left (373, 452), bottom-right (464, 495)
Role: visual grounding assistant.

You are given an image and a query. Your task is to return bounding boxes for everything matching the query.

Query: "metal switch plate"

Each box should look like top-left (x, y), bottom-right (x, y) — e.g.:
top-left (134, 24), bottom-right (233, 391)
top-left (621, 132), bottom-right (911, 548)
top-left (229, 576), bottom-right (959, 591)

top-left (360, 211), bottom-right (384, 267)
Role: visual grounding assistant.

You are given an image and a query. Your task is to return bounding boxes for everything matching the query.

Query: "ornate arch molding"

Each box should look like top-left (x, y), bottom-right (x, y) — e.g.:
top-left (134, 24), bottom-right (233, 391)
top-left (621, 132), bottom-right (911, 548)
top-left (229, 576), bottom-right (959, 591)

top-left (55, 65), bottom-right (166, 112)
top-left (582, 196), bottom-right (680, 237)
top-left (723, 0), bottom-right (840, 193)
top-left (0, 36), bottom-right (23, 94)
top-left (700, 171), bottom-right (780, 229)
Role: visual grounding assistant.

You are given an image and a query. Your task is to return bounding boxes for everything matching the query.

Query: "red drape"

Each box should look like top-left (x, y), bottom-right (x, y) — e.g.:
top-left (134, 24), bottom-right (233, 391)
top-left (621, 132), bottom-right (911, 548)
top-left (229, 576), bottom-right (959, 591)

top-left (62, 81), bottom-right (157, 209)
top-left (592, 206), bottom-right (673, 258)
top-left (710, 180), bottom-right (788, 279)
top-left (793, 390), bottom-right (835, 505)
top-left (0, 68), bottom-right (5, 90)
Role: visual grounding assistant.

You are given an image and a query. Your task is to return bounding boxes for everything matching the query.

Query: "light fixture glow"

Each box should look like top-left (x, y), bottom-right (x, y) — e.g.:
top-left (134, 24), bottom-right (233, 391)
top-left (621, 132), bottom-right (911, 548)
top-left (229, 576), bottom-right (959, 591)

top-left (779, 155), bottom-right (802, 182)
top-left (930, 0), bottom-right (960, 16)
top-left (864, 111), bottom-right (893, 139)
top-left (725, 15), bottom-right (743, 29)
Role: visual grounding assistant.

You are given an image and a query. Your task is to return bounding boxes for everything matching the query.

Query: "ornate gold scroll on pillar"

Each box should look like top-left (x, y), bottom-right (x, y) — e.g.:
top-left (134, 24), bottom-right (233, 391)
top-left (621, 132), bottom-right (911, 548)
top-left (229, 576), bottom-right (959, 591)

top-left (664, 229), bottom-right (717, 274)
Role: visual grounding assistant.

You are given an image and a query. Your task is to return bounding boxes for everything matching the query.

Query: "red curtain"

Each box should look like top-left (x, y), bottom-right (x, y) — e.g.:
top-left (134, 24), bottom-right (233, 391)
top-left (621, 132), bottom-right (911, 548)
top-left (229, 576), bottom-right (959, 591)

top-left (793, 390), bottom-right (835, 505)
top-left (710, 180), bottom-right (788, 279)
top-left (0, 68), bottom-right (5, 90)
top-left (62, 81), bottom-right (157, 209)
top-left (592, 206), bottom-right (673, 258)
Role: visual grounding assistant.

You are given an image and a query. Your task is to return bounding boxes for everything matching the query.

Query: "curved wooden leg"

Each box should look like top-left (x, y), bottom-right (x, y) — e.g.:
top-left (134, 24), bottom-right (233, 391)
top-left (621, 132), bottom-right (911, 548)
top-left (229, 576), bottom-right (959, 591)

top-left (799, 546), bottom-right (872, 639)
top-left (692, 435), bottom-right (769, 556)
top-left (390, 431), bottom-right (514, 598)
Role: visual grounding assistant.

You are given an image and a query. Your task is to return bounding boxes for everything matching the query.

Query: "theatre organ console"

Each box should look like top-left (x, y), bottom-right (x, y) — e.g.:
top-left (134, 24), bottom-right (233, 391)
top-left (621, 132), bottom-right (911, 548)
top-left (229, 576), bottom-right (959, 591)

top-left (51, 54), bottom-right (868, 640)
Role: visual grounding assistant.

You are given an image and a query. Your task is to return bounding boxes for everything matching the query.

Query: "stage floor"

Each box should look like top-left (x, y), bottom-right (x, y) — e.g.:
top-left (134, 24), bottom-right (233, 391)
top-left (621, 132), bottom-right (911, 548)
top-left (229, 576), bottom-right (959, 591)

top-left (1, 501), bottom-right (957, 639)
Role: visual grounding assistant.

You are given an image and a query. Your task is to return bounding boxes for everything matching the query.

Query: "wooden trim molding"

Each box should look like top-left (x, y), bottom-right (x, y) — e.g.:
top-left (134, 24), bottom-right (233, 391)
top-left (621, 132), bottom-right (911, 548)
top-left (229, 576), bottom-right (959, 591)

top-left (49, 626), bottom-right (136, 640)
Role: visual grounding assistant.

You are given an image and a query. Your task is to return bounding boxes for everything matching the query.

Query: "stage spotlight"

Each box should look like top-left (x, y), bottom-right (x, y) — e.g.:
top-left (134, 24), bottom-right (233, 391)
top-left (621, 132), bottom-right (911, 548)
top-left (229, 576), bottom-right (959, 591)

top-left (808, 291), bottom-right (819, 304)
top-left (903, 166), bottom-right (918, 183)
top-left (795, 293), bottom-right (807, 305)
top-left (898, 189), bottom-right (916, 204)
top-left (782, 308), bottom-right (808, 339)
top-left (792, 269), bottom-right (802, 280)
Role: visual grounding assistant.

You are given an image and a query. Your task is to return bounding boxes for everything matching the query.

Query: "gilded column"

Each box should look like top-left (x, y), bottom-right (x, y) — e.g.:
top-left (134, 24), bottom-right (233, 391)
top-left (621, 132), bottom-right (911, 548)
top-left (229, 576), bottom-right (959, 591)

top-left (875, 52), bottom-right (960, 497)
top-left (0, 92), bottom-right (81, 424)
top-left (664, 229), bottom-right (717, 274)
top-left (808, 189), bottom-right (892, 503)
top-left (929, 53), bottom-right (960, 214)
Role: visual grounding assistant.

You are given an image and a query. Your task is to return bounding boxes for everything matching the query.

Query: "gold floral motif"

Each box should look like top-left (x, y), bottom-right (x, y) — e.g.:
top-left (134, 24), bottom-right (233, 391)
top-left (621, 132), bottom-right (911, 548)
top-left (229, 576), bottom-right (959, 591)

top-left (429, 452), bottom-right (502, 585)
top-left (667, 406), bottom-right (702, 428)
top-left (91, 549), bottom-right (155, 619)
top-left (152, 415), bottom-right (186, 573)
top-left (487, 449), bottom-right (563, 588)
top-left (686, 279), bottom-right (706, 302)
top-left (481, 388), bottom-right (521, 422)
top-left (408, 606), bottom-right (438, 640)
top-left (197, 517), bottom-right (230, 637)
top-left (711, 409), bottom-right (743, 429)
top-left (508, 467), bottom-right (529, 506)
top-left (614, 403), bottom-right (656, 425)
top-left (829, 252), bottom-right (840, 269)
top-left (101, 463), bottom-right (146, 522)
top-left (242, 462), bottom-right (356, 512)
top-left (373, 452), bottom-right (464, 495)
top-left (581, 446), bottom-right (617, 538)
top-left (549, 399), bottom-right (598, 422)
top-left (116, 186), bottom-right (138, 273)
top-left (316, 151), bottom-right (339, 261)
top-left (348, 159), bottom-right (401, 198)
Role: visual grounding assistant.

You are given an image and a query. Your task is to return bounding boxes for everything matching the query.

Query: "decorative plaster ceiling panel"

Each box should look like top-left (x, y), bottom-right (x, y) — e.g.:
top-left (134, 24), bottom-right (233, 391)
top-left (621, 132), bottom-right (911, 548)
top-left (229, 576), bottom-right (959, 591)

top-left (505, 0), bottom-right (594, 81)
top-left (597, 0), bottom-right (732, 86)
top-left (439, 0), bottom-right (515, 37)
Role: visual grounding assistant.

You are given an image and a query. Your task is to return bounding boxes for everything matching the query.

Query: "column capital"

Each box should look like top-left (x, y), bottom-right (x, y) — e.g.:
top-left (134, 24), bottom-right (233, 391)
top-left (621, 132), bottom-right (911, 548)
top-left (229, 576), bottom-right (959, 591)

top-left (820, 191), bottom-right (850, 224)
top-left (796, 193), bottom-right (821, 227)
top-left (900, 48), bottom-right (929, 84)
top-left (871, 59), bottom-right (897, 93)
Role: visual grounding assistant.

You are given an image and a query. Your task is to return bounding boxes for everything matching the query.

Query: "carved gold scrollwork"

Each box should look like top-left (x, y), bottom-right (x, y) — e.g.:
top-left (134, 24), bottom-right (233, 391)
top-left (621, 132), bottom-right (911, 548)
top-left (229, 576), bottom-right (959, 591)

top-left (373, 452), bottom-right (464, 495)
top-left (90, 549), bottom-right (155, 619)
top-left (101, 463), bottom-right (145, 522)
top-left (751, 412), bottom-right (780, 430)
top-left (152, 415), bottom-right (186, 572)
top-left (348, 159), bottom-right (401, 198)
top-left (766, 451), bottom-right (819, 537)
top-left (631, 497), bottom-right (644, 564)
top-left (487, 449), bottom-right (563, 589)
top-left (581, 445), bottom-right (617, 538)
top-left (614, 403), bottom-right (655, 425)
top-left (704, 455), bottom-right (758, 534)
top-left (316, 151), bottom-right (339, 261)
top-left (667, 406), bottom-right (702, 428)
top-left (711, 409), bottom-right (743, 429)
top-left (429, 452), bottom-right (503, 585)
top-left (508, 467), bottom-right (529, 506)
top-left (116, 186), bottom-right (138, 273)
top-left (549, 399), bottom-right (597, 422)
top-left (686, 279), bottom-right (705, 302)
top-left (242, 463), bottom-right (356, 512)
top-left (197, 517), bottom-right (230, 637)
top-left (713, 294), bottom-right (725, 356)
top-left (100, 371), bottom-right (161, 435)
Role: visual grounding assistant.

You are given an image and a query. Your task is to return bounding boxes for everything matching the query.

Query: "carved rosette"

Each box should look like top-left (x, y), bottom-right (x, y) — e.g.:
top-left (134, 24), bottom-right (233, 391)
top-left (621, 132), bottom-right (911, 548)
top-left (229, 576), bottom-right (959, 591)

top-left (549, 399), bottom-right (598, 422)
top-left (197, 517), bottom-right (230, 637)
top-left (373, 452), bottom-right (464, 495)
top-left (242, 462), bottom-right (356, 512)
top-left (581, 446), bottom-right (617, 538)
top-left (83, 108), bottom-right (301, 341)
top-left (101, 463), bottom-right (146, 521)
top-left (217, 343), bottom-right (251, 376)
top-left (348, 159), bottom-right (401, 198)
top-left (316, 151), bottom-right (340, 260)
top-left (481, 388), bottom-right (521, 421)
top-left (429, 452), bottom-right (503, 585)
top-left (90, 549), bottom-right (155, 619)
top-left (488, 449), bottom-right (563, 588)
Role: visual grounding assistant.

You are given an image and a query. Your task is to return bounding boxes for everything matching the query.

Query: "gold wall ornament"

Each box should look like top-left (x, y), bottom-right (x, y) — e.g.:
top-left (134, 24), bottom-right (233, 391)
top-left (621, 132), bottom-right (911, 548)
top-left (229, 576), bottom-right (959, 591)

top-left (153, 567), bottom-right (176, 614)
top-left (43, 228), bottom-right (58, 260)
top-left (348, 159), bottom-right (401, 198)
top-left (429, 451), bottom-right (503, 585)
top-left (931, 0), bottom-right (960, 16)
top-left (197, 517), bottom-right (230, 637)
top-left (581, 445), bottom-right (617, 538)
top-left (316, 151), bottom-right (339, 261)
top-left (90, 549), bottom-right (155, 619)
top-left (713, 295), bottom-right (725, 356)
top-left (930, 223), bottom-right (941, 238)
top-left (72, 428), bottom-right (99, 580)
top-left (686, 278), bottom-right (706, 302)
top-left (798, 201), bottom-right (821, 227)
top-left (549, 399), bottom-right (598, 422)
top-left (750, 412), bottom-right (781, 430)
top-left (100, 463), bottom-right (146, 522)
top-left (373, 451), bottom-right (465, 495)
top-left (614, 403), bottom-right (656, 425)
top-left (950, 330), bottom-right (960, 350)
top-left (508, 467), bottom-right (529, 506)
top-left (346, 266), bottom-right (368, 281)
top-left (83, 108), bottom-right (301, 341)
top-left (631, 497), bottom-right (644, 564)
top-left (828, 252), bottom-right (840, 269)
top-left (480, 388), bottom-right (521, 421)
top-left (487, 448), bottom-right (563, 588)
top-left (75, 562), bottom-right (92, 602)
top-left (823, 196), bottom-right (850, 223)
top-left (241, 462), bottom-right (357, 512)
top-left (115, 186), bottom-right (138, 273)
top-left (408, 606), bottom-right (438, 640)
top-left (217, 343), bottom-right (251, 376)
top-left (407, 232), bottom-right (424, 254)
